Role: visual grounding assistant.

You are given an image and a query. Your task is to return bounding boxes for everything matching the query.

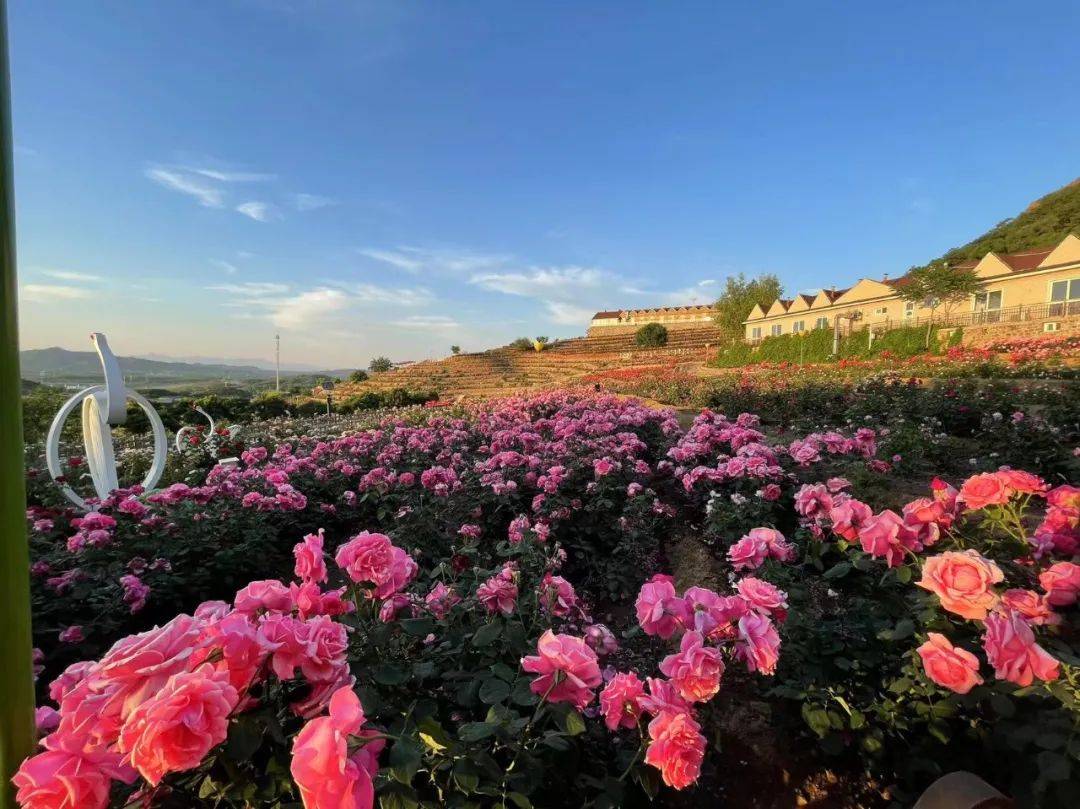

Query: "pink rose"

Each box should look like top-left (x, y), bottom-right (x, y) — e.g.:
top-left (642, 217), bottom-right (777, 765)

top-left (539, 573), bottom-right (578, 618)
top-left (639, 677), bottom-right (692, 717)
top-left (234, 580), bottom-right (293, 615)
top-left (735, 577), bottom-right (787, 617)
top-left (682, 587), bottom-right (747, 641)
top-left (857, 509), bottom-right (919, 567)
top-left (828, 498), bottom-right (872, 541)
top-left (727, 534), bottom-right (768, 571)
top-left (982, 610), bottom-right (1060, 687)
top-left (476, 570), bottom-right (518, 616)
top-left (1039, 561), bottom-right (1080, 607)
top-left (583, 623), bottom-right (619, 656)
top-left (599, 671), bottom-right (645, 730)
top-left (736, 612), bottom-right (780, 675)
top-left (659, 631), bottom-right (724, 703)
top-left (520, 630), bottom-right (602, 709)
top-left (291, 688), bottom-right (382, 809)
top-left (294, 529), bottom-right (328, 584)
top-left (959, 473), bottom-right (1010, 510)
top-left (118, 665), bottom-right (239, 785)
top-left (423, 582), bottom-right (461, 620)
top-left (193, 611), bottom-right (272, 691)
top-left (1046, 484), bottom-right (1080, 510)
top-left (635, 574), bottom-right (688, 638)
top-left (1000, 589), bottom-right (1059, 626)
top-left (644, 711), bottom-right (706, 790)
top-left (13, 733), bottom-right (134, 809)
top-left (917, 550), bottom-right (1003, 620)
top-left (334, 531), bottom-right (394, 587)
top-left (916, 633), bottom-right (983, 694)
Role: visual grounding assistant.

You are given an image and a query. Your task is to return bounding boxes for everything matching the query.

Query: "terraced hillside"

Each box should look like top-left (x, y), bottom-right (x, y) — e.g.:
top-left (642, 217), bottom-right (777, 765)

top-left (329, 325), bottom-right (725, 399)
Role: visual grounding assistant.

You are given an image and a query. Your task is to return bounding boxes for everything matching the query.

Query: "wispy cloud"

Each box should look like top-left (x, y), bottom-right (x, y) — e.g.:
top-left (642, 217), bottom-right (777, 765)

top-left (391, 314), bottom-right (460, 329)
top-left (210, 259), bottom-right (239, 275)
top-left (360, 246), bottom-right (510, 275)
top-left (340, 283), bottom-right (433, 307)
top-left (189, 168), bottom-right (276, 182)
top-left (470, 266), bottom-right (610, 298)
top-left (293, 193), bottom-right (336, 211)
top-left (41, 269), bottom-right (102, 283)
top-left (21, 284), bottom-right (94, 302)
top-left (236, 201), bottom-right (281, 222)
top-left (145, 167), bottom-right (225, 207)
top-left (208, 282), bottom-right (290, 296)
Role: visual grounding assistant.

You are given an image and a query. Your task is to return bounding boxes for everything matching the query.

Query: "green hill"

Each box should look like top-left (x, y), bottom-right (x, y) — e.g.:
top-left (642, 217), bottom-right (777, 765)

top-left (923, 177), bottom-right (1080, 268)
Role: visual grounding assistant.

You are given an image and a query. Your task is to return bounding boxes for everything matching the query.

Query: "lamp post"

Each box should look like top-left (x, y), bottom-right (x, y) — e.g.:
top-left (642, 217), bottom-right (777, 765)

top-left (324, 380), bottom-right (335, 417)
top-left (0, 1), bottom-right (37, 803)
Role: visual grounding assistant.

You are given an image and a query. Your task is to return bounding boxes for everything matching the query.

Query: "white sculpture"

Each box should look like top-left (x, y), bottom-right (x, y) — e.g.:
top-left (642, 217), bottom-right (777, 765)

top-left (175, 406), bottom-right (241, 453)
top-left (45, 333), bottom-right (168, 509)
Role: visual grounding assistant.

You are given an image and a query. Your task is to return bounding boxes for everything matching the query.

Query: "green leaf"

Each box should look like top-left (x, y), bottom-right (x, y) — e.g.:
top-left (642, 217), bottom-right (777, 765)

top-left (479, 678), bottom-right (511, 705)
top-left (989, 693), bottom-right (1015, 718)
top-left (472, 622), bottom-right (502, 647)
top-left (511, 679), bottom-right (539, 706)
top-left (823, 562), bottom-right (851, 580)
top-left (563, 710), bottom-right (586, 737)
top-left (541, 732), bottom-right (572, 751)
top-left (457, 722), bottom-right (497, 742)
top-left (225, 715), bottom-right (264, 760)
top-left (388, 739), bottom-right (424, 784)
top-left (1037, 751), bottom-right (1070, 782)
top-left (373, 664), bottom-right (410, 686)
top-left (801, 703), bottom-right (832, 738)
top-left (506, 792), bottom-right (533, 808)
top-left (400, 618), bottom-right (434, 637)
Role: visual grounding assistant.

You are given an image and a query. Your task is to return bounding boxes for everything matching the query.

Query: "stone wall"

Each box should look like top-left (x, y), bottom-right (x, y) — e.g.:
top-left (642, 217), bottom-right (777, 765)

top-left (940, 313), bottom-right (1080, 347)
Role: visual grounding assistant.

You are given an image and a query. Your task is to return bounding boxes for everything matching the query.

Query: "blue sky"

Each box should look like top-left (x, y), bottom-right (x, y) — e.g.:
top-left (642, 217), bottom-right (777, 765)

top-left (11, 0), bottom-right (1080, 368)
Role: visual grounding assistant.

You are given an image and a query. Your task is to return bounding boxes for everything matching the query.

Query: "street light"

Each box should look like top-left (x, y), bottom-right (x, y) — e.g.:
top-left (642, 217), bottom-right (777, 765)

top-left (323, 380), bottom-right (335, 417)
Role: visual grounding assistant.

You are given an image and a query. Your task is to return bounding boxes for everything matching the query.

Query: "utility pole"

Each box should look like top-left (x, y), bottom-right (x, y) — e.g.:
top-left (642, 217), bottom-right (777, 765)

top-left (274, 333), bottom-right (280, 392)
top-left (0, 1), bottom-right (38, 803)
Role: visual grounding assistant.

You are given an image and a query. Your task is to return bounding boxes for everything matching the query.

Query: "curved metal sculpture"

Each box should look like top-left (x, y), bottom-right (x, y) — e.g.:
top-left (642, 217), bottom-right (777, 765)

top-left (45, 333), bottom-right (168, 509)
top-left (175, 406), bottom-right (241, 453)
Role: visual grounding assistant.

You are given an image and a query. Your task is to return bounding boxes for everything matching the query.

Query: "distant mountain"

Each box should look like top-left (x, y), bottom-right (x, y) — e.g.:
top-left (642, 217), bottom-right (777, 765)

top-left (22, 347), bottom-right (287, 383)
top-left (921, 177), bottom-right (1080, 269)
top-left (139, 353), bottom-right (327, 372)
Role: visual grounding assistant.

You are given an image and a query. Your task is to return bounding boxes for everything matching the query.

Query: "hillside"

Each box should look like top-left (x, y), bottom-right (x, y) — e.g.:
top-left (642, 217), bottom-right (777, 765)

top-left (924, 177), bottom-right (1080, 268)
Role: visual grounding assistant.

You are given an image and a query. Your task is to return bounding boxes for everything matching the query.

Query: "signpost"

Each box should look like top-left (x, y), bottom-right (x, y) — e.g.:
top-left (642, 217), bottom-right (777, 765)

top-left (0, 2), bottom-right (37, 804)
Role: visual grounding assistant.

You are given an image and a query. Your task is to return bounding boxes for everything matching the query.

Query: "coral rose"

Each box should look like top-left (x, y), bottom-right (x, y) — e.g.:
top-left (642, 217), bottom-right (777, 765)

top-left (294, 529), bottom-right (328, 584)
top-left (635, 574), bottom-right (687, 639)
top-left (915, 633), bottom-right (983, 694)
top-left (334, 532), bottom-right (394, 588)
top-left (659, 631), bottom-right (724, 703)
top-left (916, 550), bottom-right (1002, 620)
top-left (13, 733), bottom-right (135, 809)
top-left (644, 711), bottom-right (706, 790)
top-left (736, 612), bottom-right (780, 675)
top-left (599, 671), bottom-right (646, 730)
top-left (118, 665), bottom-right (239, 786)
top-left (959, 473), bottom-right (1010, 510)
top-left (291, 687), bottom-right (382, 809)
top-left (857, 509), bottom-right (920, 567)
top-left (1000, 589), bottom-right (1059, 626)
top-left (1039, 561), bottom-right (1080, 607)
top-left (982, 609), bottom-right (1060, 687)
top-left (520, 630), bottom-right (602, 709)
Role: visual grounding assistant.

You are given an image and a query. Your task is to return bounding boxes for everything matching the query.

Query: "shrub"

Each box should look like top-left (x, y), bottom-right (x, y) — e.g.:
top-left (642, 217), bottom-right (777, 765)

top-left (250, 391), bottom-right (288, 419)
top-left (635, 323), bottom-right (668, 348)
top-left (509, 337), bottom-right (534, 351)
top-left (369, 357), bottom-right (393, 373)
top-left (348, 369), bottom-right (369, 383)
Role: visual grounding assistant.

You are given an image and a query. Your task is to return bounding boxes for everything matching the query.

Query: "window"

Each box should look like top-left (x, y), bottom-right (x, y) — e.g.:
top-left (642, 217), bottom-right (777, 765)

top-left (904, 301), bottom-right (915, 318)
top-left (750, 327), bottom-right (762, 340)
top-left (770, 324), bottom-right (782, 337)
top-left (973, 290), bottom-right (1002, 311)
top-left (792, 320), bottom-right (805, 333)
top-left (1044, 322), bottom-right (1060, 333)
top-left (1049, 279), bottom-right (1080, 316)
top-left (873, 306), bottom-right (888, 316)
top-left (815, 317), bottom-right (829, 330)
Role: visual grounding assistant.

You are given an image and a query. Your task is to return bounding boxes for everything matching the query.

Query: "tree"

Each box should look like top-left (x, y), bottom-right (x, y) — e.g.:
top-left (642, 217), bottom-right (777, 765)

top-left (348, 369), bottom-right (369, 383)
top-left (369, 356), bottom-right (393, 373)
top-left (895, 262), bottom-right (981, 348)
top-left (635, 323), bottom-right (668, 348)
top-left (450, 345), bottom-right (461, 355)
top-left (509, 337), bottom-right (533, 351)
top-left (712, 274), bottom-right (784, 340)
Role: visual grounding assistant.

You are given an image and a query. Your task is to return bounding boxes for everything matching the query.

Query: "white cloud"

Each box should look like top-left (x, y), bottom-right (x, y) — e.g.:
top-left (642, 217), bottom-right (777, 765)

top-left (210, 259), bottom-right (239, 275)
top-left (268, 288), bottom-right (348, 328)
top-left (662, 279), bottom-right (719, 305)
top-left (293, 193), bottom-right (336, 211)
top-left (208, 282), bottom-right (290, 296)
top-left (343, 283), bottom-right (433, 307)
top-left (543, 301), bottom-right (597, 325)
top-left (236, 201), bottom-right (281, 222)
top-left (21, 284), bottom-right (94, 302)
top-left (40, 269), bottom-right (102, 283)
top-left (145, 167), bottom-right (224, 207)
top-left (391, 315), bottom-right (461, 329)
top-left (188, 168), bottom-right (276, 182)
top-left (470, 266), bottom-right (609, 298)
top-left (360, 246), bottom-right (510, 275)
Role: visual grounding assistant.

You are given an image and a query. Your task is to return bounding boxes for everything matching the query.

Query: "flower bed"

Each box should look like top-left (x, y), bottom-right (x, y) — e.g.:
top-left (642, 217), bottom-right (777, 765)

top-left (16, 390), bottom-right (1080, 807)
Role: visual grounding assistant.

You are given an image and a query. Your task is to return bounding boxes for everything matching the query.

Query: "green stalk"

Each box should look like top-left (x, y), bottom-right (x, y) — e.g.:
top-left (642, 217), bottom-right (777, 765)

top-left (0, 2), bottom-right (36, 804)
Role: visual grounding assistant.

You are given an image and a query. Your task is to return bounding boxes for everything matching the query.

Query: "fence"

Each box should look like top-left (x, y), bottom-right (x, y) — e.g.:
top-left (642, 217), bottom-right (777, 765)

top-left (747, 301), bottom-right (1080, 344)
